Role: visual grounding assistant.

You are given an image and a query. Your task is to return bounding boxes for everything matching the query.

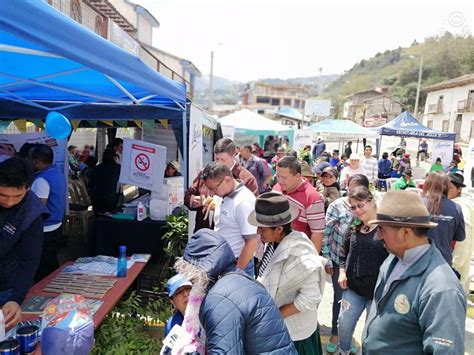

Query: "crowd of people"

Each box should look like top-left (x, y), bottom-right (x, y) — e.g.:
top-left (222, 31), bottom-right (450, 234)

top-left (163, 136), bottom-right (470, 354)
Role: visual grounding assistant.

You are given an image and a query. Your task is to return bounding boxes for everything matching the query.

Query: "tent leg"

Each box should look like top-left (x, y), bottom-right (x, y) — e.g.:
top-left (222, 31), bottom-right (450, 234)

top-left (356, 138), bottom-right (359, 153)
top-left (182, 108), bottom-right (188, 188)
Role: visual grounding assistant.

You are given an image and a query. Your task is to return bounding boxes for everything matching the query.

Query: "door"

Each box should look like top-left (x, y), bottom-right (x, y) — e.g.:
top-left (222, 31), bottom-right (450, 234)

top-left (442, 120), bottom-right (449, 132)
top-left (454, 114), bottom-right (462, 142)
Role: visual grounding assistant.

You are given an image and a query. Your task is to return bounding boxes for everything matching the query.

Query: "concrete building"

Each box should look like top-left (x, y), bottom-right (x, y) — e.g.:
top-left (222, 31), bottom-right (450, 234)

top-left (343, 86), bottom-right (402, 126)
top-left (423, 74), bottom-right (474, 142)
top-left (48, 0), bottom-right (199, 99)
top-left (242, 82), bottom-right (308, 115)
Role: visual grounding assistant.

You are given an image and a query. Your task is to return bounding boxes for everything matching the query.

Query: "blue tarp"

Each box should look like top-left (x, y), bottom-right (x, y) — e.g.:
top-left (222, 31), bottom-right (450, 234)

top-left (376, 111), bottom-right (455, 140)
top-left (0, 1), bottom-right (186, 120)
top-left (308, 119), bottom-right (378, 138)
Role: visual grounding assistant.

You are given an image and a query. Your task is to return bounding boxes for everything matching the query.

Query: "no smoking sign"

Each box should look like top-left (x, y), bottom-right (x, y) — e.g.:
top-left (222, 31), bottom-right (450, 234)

top-left (135, 153), bottom-right (150, 171)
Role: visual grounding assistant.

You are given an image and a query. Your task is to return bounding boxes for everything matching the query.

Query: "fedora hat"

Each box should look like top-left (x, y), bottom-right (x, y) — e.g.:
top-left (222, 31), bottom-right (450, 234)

top-left (449, 172), bottom-right (466, 187)
top-left (167, 160), bottom-right (180, 171)
top-left (300, 161), bottom-right (314, 177)
top-left (248, 192), bottom-right (299, 228)
top-left (369, 190), bottom-right (438, 228)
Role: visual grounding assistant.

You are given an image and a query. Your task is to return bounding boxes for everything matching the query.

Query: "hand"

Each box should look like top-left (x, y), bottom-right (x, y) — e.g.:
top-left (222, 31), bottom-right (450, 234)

top-left (190, 195), bottom-right (203, 208)
top-left (338, 270), bottom-right (348, 289)
top-left (325, 266), bottom-right (334, 275)
top-left (2, 301), bottom-right (21, 329)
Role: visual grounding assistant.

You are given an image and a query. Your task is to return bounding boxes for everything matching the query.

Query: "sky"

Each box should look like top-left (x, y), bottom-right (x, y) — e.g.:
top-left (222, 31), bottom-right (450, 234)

top-left (134, 0), bottom-right (473, 82)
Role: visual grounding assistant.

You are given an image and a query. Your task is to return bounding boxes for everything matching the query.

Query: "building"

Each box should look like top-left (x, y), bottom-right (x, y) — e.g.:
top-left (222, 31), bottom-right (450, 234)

top-left (46, 0), bottom-right (201, 163)
top-left (423, 74), bottom-right (474, 142)
top-left (242, 82), bottom-right (308, 115)
top-left (48, 0), bottom-right (199, 99)
top-left (343, 86), bottom-right (402, 126)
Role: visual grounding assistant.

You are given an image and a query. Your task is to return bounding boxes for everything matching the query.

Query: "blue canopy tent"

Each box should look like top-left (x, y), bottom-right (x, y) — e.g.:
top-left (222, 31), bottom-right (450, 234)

top-left (0, 1), bottom-right (189, 181)
top-left (277, 107), bottom-right (303, 120)
top-left (376, 111), bottom-right (456, 140)
top-left (375, 111), bottom-right (456, 162)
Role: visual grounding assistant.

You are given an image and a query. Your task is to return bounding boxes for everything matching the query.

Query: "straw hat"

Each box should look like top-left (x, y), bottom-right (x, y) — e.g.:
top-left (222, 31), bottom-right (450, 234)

top-left (248, 192), bottom-right (299, 228)
top-left (369, 190), bottom-right (437, 228)
top-left (167, 160), bottom-right (180, 171)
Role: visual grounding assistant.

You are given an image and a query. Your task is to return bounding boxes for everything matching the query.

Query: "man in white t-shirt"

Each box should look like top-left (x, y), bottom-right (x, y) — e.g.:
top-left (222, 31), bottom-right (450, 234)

top-left (361, 145), bottom-right (378, 184)
top-left (29, 144), bottom-right (67, 281)
top-left (202, 161), bottom-right (258, 276)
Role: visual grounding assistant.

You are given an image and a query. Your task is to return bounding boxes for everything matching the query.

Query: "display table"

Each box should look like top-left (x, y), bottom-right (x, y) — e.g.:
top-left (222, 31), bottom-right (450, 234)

top-left (89, 217), bottom-right (167, 263)
top-left (22, 260), bottom-right (148, 328)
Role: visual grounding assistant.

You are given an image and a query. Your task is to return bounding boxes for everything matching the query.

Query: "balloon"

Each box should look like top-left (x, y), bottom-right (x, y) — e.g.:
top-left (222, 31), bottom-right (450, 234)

top-left (45, 111), bottom-right (72, 140)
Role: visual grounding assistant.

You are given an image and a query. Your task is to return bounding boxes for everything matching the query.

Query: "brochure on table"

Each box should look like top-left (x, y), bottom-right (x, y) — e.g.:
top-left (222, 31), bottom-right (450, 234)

top-left (119, 138), bottom-right (167, 191)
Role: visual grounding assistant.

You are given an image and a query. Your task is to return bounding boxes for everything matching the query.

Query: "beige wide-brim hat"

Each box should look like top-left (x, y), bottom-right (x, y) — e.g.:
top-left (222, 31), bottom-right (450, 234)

top-left (369, 190), bottom-right (438, 228)
top-left (248, 192), bottom-right (299, 228)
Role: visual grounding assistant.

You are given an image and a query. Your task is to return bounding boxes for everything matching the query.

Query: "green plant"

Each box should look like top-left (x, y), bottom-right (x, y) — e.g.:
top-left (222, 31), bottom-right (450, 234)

top-left (158, 212), bottom-right (188, 280)
top-left (93, 291), bottom-right (172, 354)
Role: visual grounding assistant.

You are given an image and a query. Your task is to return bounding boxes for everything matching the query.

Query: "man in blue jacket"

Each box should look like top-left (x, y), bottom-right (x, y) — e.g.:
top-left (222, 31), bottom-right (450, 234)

top-left (362, 190), bottom-right (466, 354)
top-left (0, 158), bottom-right (49, 329)
top-left (182, 228), bottom-right (297, 354)
top-left (29, 144), bottom-right (66, 281)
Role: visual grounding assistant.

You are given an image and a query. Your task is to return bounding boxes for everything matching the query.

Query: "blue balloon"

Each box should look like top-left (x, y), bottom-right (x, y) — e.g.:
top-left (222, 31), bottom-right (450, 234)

top-left (45, 111), bottom-right (72, 140)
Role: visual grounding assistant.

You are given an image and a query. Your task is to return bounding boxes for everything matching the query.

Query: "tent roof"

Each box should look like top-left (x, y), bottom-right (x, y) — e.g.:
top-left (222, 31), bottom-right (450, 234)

top-left (219, 109), bottom-right (293, 135)
top-left (308, 119), bottom-right (378, 138)
top-left (377, 111), bottom-right (455, 140)
top-left (276, 107), bottom-right (303, 120)
top-left (0, 1), bottom-right (186, 120)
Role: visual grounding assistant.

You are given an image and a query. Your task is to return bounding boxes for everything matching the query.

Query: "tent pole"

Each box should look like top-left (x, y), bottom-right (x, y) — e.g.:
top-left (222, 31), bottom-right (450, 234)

top-left (182, 108), bottom-right (188, 188)
top-left (356, 138), bottom-right (359, 153)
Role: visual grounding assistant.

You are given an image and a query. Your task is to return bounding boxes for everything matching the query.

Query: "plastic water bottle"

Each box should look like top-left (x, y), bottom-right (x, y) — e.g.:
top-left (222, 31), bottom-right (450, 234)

top-left (137, 201), bottom-right (146, 221)
top-left (0, 309), bottom-right (5, 341)
top-left (117, 246), bottom-right (127, 278)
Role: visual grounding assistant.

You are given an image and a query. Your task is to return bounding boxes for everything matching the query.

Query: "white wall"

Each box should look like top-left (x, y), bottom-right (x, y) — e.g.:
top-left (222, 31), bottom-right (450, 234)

top-left (424, 83), bottom-right (474, 141)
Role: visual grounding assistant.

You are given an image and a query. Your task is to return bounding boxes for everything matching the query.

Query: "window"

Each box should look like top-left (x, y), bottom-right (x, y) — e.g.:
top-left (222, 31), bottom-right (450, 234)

top-left (256, 96), bottom-right (270, 104)
top-left (95, 15), bottom-right (105, 37)
top-left (294, 99), bottom-right (300, 109)
top-left (284, 98), bottom-right (291, 106)
top-left (442, 120), bottom-right (449, 132)
top-left (271, 98), bottom-right (281, 106)
top-left (71, 0), bottom-right (82, 23)
top-left (427, 120), bottom-right (433, 129)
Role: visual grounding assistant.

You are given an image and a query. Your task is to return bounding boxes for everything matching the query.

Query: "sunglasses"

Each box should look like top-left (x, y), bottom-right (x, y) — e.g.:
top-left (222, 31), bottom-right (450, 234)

top-left (349, 200), bottom-right (371, 211)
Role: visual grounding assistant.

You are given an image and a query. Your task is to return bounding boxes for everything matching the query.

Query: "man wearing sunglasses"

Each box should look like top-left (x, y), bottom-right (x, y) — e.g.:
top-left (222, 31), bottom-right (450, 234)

top-left (202, 161), bottom-right (258, 276)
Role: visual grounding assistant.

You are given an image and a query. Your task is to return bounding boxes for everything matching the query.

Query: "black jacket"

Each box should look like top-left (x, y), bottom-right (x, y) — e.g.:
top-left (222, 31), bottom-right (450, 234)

top-left (0, 191), bottom-right (49, 305)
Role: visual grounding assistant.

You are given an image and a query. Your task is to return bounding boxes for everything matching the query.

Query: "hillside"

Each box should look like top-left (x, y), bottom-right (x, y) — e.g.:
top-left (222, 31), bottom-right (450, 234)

top-left (322, 33), bottom-right (474, 116)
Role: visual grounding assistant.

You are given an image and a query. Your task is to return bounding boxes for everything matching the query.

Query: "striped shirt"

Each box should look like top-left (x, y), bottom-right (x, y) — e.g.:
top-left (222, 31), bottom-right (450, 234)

top-left (273, 180), bottom-right (325, 238)
top-left (322, 197), bottom-right (352, 268)
top-left (361, 156), bottom-right (378, 182)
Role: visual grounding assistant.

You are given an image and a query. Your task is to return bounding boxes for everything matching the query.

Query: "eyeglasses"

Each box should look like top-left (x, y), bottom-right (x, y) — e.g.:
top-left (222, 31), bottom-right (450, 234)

top-left (349, 201), bottom-right (370, 211)
top-left (209, 178), bottom-right (225, 191)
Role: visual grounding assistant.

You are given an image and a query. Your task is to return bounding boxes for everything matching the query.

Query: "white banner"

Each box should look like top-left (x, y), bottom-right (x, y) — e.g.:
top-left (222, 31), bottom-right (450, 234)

top-left (221, 125), bottom-right (235, 140)
top-left (0, 131), bottom-right (67, 175)
top-left (189, 106), bottom-right (205, 236)
top-left (292, 129), bottom-right (314, 151)
top-left (189, 105), bottom-right (204, 186)
top-left (431, 140), bottom-right (454, 168)
top-left (119, 138), bottom-right (167, 191)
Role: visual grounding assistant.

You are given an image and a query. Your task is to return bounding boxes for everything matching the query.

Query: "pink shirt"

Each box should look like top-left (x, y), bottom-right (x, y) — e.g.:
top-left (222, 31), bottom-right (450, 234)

top-left (340, 166), bottom-right (365, 188)
top-left (273, 180), bottom-right (325, 238)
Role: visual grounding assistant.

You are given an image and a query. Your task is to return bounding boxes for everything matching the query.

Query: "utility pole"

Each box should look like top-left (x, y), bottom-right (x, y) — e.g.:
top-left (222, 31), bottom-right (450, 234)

top-left (208, 50), bottom-right (214, 112)
top-left (414, 56), bottom-right (423, 117)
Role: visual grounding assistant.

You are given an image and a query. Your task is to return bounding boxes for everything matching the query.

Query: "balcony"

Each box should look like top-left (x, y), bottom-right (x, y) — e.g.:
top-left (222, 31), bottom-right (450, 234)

top-left (457, 99), bottom-right (473, 112)
top-left (427, 103), bottom-right (443, 114)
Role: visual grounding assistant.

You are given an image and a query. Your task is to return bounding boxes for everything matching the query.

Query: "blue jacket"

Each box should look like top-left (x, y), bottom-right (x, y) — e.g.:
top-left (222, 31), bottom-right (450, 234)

top-left (184, 229), bottom-right (297, 355)
top-left (35, 164), bottom-right (66, 227)
top-left (362, 243), bottom-right (466, 354)
top-left (0, 191), bottom-right (49, 304)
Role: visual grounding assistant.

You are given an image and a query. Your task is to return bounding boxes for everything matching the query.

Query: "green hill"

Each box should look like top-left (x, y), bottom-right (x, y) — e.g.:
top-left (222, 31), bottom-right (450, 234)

top-left (322, 33), bottom-right (474, 117)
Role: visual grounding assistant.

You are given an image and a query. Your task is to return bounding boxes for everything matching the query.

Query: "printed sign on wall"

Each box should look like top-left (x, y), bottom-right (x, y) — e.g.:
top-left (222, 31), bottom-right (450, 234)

top-left (120, 138), bottom-right (167, 191)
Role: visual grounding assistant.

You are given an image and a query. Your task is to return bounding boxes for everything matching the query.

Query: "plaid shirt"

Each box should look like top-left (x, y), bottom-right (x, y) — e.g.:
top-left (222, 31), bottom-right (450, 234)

top-left (322, 197), bottom-right (353, 268)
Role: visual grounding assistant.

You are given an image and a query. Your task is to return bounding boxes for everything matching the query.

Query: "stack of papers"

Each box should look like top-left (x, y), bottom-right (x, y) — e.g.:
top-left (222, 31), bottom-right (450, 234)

top-left (63, 255), bottom-right (135, 276)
